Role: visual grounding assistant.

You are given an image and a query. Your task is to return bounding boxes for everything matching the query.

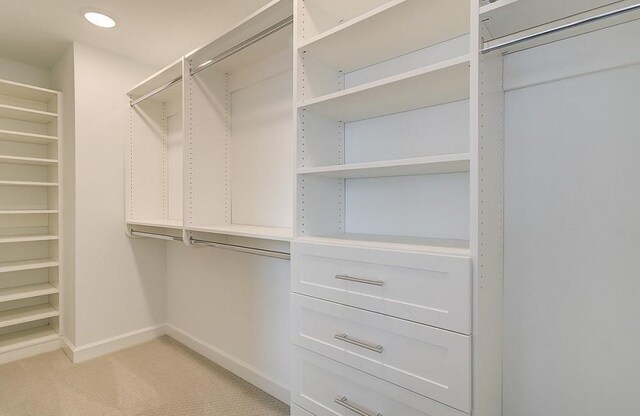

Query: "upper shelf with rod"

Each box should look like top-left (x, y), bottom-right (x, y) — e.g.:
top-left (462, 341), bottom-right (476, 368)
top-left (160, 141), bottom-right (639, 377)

top-left (128, 59), bottom-right (183, 106)
top-left (481, 0), bottom-right (640, 54)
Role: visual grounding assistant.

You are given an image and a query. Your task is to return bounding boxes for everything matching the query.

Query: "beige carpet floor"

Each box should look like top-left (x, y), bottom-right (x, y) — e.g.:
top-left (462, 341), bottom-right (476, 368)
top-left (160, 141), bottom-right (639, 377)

top-left (0, 336), bottom-right (289, 416)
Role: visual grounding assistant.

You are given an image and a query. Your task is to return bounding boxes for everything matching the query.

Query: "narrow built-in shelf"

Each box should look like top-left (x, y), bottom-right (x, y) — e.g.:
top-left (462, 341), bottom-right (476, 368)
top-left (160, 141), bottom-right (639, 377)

top-left (0, 259), bottom-right (58, 274)
top-left (0, 155), bottom-right (58, 166)
top-left (188, 224), bottom-right (293, 242)
top-left (0, 210), bottom-right (58, 215)
top-left (0, 234), bottom-right (58, 243)
top-left (0, 79), bottom-right (58, 104)
top-left (127, 219), bottom-right (183, 230)
top-left (0, 304), bottom-right (59, 329)
top-left (0, 326), bottom-right (59, 354)
top-left (298, 55), bottom-right (470, 122)
top-left (298, 233), bottom-right (470, 257)
top-left (0, 129), bottom-right (58, 145)
top-left (0, 283), bottom-right (58, 303)
top-left (0, 104), bottom-right (57, 123)
top-left (0, 180), bottom-right (58, 187)
top-left (299, 0), bottom-right (469, 72)
top-left (298, 153), bottom-right (470, 179)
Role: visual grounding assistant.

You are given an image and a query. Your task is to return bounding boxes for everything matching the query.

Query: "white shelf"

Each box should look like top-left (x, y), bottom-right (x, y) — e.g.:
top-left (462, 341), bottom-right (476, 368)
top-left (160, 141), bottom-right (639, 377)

top-left (0, 180), bottom-right (58, 187)
top-left (0, 155), bottom-right (58, 166)
top-left (0, 79), bottom-right (58, 104)
top-left (0, 104), bottom-right (57, 123)
top-left (187, 224), bottom-right (293, 242)
top-left (128, 59), bottom-right (183, 101)
top-left (127, 219), bottom-right (183, 230)
top-left (0, 304), bottom-right (59, 329)
top-left (0, 129), bottom-right (57, 145)
top-left (299, 0), bottom-right (469, 72)
top-left (298, 55), bottom-right (470, 122)
top-left (479, 0), bottom-right (619, 40)
top-left (0, 326), bottom-right (59, 354)
top-left (298, 153), bottom-right (470, 179)
top-left (0, 283), bottom-right (58, 303)
top-left (298, 233), bottom-right (470, 256)
top-left (0, 259), bottom-right (59, 274)
top-left (0, 234), bottom-right (58, 243)
top-left (0, 210), bottom-right (58, 215)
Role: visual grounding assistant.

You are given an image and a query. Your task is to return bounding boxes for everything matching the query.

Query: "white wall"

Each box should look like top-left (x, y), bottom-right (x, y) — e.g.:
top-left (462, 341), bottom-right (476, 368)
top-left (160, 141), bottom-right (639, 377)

top-left (166, 244), bottom-right (291, 402)
top-left (503, 21), bottom-right (640, 416)
top-left (0, 57), bottom-right (51, 88)
top-left (65, 43), bottom-right (167, 347)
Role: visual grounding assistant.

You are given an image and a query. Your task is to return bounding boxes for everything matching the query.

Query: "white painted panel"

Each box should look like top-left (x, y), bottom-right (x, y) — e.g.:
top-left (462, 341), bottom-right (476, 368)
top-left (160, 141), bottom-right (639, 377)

top-left (345, 173), bottom-right (470, 240)
top-left (503, 58), bottom-right (640, 415)
top-left (167, 113), bottom-right (182, 221)
top-left (292, 241), bottom-right (471, 333)
top-left (231, 70), bottom-right (293, 228)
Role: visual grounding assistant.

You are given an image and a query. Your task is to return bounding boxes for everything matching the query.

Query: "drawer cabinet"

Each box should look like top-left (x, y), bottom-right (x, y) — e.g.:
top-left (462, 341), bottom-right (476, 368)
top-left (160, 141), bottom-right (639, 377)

top-left (292, 346), bottom-right (467, 416)
top-left (291, 242), bottom-right (472, 334)
top-left (292, 294), bottom-right (471, 412)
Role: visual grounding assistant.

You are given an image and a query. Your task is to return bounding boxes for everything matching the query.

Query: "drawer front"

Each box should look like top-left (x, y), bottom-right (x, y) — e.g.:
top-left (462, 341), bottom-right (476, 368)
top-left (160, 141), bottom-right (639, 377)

top-left (291, 242), bottom-right (471, 334)
top-left (292, 294), bottom-right (471, 412)
top-left (292, 346), bottom-right (467, 416)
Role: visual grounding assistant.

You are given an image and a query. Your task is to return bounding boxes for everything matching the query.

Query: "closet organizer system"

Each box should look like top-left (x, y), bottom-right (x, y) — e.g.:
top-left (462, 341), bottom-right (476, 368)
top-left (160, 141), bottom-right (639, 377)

top-left (0, 80), bottom-right (62, 362)
top-left (126, 0), bottom-right (640, 415)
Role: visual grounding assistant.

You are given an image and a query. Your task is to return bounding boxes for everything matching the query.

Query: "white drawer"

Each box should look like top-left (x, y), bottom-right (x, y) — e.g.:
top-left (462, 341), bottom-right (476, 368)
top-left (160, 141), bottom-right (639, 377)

top-left (291, 242), bottom-right (471, 334)
top-left (292, 294), bottom-right (471, 412)
top-left (292, 346), bottom-right (467, 416)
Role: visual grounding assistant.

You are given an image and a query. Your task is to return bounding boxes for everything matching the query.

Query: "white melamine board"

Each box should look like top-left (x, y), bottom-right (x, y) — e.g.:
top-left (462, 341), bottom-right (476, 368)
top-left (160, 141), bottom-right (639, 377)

top-left (0, 210), bottom-right (57, 215)
top-left (0, 155), bottom-right (57, 166)
top-left (0, 326), bottom-right (58, 354)
top-left (0, 187), bottom-right (53, 211)
top-left (344, 100), bottom-right (470, 164)
top-left (0, 283), bottom-right (58, 303)
top-left (0, 130), bottom-right (57, 144)
top-left (299, 0), bottom-right (469, 73)
top-left (167, 113), bottom-right (183, 221)
top-left (0, 259), bottom-right (57, 274)
top-left (126, 219), bottom-right (183, 230)
top-left (0, 304), bottom-right (58, 328)
top-left (0, 79), bottom-right (57, 105)
top-left (230, 70), bottom-right (293, 229)
top-left (345, 173), bottom-right (470, 241)
top-left (299, 56), bottom-right (470, 122)
top-left (0, 234), bottom-right (57, 243)
top-left (480, 0), bottom-right (620, 40)
top-left (187, 0), bottom-right (293, 68)
top-left (297, 175), bottom-right (343, 236)
top-left (0, 104), bottom-right (57, 124)
top-left (128, 59), bottom-right (182, 100)
top-left (298, 154), bottom-right (470, 179)
top-left (503, 54), bottom-right (640, 416)
top-left (187, 224), bottom-right (292, 242)
top-left (296, 0), bottom-right (390, 40)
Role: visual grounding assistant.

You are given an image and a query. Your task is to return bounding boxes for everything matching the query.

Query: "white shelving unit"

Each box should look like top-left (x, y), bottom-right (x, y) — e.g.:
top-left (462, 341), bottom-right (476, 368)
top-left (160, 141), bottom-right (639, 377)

top-left (0, 78), bottom-right (62, 361)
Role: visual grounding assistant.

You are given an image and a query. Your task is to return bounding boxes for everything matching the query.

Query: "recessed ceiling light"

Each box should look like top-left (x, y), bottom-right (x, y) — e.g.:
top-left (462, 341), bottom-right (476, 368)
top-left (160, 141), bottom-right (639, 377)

top-left (84, 11), bottom-right (116, 28)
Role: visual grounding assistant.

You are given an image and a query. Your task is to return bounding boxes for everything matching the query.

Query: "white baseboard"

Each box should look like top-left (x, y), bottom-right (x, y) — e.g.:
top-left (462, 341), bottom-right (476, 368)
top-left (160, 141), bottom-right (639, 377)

top-left (0, 337), bottom-right (61, 365)
top-left (64, 325), bottom-right (166, 363)
top-left (165, 324), bottom-right (290, 405)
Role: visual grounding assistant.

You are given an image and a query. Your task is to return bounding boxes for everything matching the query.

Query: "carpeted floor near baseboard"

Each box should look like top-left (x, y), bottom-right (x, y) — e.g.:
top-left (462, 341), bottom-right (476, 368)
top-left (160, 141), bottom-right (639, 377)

top-left (0, 336), bottom-right (289, 416)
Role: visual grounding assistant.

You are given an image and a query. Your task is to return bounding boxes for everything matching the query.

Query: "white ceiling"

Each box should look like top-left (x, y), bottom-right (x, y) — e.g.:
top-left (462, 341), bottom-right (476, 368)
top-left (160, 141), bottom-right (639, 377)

top-left (0, 0), bottom-right (272, 70)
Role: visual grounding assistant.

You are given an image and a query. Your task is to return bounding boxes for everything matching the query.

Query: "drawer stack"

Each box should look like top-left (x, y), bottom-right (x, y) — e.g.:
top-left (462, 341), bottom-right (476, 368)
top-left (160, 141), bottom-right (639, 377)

top-left (291, 242), bottom-right (472, 415)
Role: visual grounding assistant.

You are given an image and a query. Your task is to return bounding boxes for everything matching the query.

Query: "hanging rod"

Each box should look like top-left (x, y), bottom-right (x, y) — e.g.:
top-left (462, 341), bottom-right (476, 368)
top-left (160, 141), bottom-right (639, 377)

top-left (130, 229), bottom-right (183, 242)
top-left (130, 76), bottom-right (183, 107)
top-left (190, 237), bottom-right (290, 260)
top-left (190, 15), bottom-right (293, 76)
top-left (482, 2), bottom-right (640, 53)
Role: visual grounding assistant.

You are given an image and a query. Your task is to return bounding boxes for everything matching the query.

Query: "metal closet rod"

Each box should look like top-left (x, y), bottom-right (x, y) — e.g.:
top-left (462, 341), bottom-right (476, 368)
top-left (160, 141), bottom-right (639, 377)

top-left (190, 237), bottom-right (291, 260)
top-left (130, 76), bottom-right (183, 107)
top-left (482, 2), bottom-right (640, 53)
top-left (190, 15), bottom-right (293, 76)
top-left (130, 229), bottom-right (184, 242)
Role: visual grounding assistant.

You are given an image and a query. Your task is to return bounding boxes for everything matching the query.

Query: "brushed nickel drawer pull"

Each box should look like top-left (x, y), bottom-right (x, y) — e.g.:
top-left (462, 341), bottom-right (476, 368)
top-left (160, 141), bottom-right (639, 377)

top-left (335, 274), bottom-right (384, 286)
top-left (335, 396), bottom-right (382, 416)
top-left (334, 333), bottom-right (383, 353)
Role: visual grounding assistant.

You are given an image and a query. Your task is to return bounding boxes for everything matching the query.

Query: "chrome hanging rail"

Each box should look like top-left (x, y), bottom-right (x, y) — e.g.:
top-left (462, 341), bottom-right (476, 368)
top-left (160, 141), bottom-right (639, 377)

top-left (482, 2), bottom-right (640, 53)
top-left (130, 76), bottom-right (183, 107)
top-left (190, 15), bottom-right (293, 76)
top-left (130, 229), bottom-right (183, 242)
top-left (190, 237), bottom-right (290, 260)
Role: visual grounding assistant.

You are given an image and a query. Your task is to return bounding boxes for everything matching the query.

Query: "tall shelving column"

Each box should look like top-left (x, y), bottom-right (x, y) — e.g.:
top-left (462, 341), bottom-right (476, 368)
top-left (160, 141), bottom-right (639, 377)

top-left (0, 79), bottom-right (63, 363)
